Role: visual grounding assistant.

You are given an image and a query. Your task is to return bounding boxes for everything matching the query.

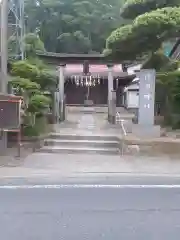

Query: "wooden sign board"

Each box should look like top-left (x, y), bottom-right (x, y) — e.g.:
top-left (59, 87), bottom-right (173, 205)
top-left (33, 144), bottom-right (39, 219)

top-left (0, 94), bottom-right (22, 130)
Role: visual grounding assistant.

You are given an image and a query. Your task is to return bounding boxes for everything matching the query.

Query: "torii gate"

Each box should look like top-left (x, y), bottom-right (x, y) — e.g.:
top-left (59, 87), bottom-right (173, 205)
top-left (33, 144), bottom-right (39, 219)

top-left (37, 53), bottom-right (160, 137)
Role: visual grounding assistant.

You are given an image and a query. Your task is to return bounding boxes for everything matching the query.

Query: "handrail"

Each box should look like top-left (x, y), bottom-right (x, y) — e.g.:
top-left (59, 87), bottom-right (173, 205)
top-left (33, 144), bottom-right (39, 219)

top-left (116, 112), bottom-right (127, 133)
top-left (116, 112), bottom-right (127, 155)
top-left (120, 119), bottom-right (127, 136)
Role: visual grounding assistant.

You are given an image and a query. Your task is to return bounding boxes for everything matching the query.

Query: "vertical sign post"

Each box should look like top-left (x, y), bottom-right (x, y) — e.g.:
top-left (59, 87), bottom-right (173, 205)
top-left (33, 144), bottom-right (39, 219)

top-left (137, 69), bottom-right (156, 126)
top-left (133, 69), bottom-right (160, 137)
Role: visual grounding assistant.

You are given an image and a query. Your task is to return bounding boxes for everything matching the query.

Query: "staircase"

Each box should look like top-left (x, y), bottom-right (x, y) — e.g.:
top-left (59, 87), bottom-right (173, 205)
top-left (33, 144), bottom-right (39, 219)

top-left (39, 133), bottom-right (120, 155)
top-left (38, 108), bottom-right (123, 155)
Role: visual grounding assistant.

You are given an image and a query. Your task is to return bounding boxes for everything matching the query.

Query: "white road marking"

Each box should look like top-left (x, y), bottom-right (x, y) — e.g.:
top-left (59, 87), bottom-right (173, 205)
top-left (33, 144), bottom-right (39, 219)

top-left (0, 184), bottom-right (180, 189)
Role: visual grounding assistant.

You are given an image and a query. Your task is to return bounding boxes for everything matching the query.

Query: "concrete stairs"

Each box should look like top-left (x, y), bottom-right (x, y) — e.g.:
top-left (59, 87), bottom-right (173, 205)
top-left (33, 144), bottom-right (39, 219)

top-left (39, 133), bottom-right (120, 155)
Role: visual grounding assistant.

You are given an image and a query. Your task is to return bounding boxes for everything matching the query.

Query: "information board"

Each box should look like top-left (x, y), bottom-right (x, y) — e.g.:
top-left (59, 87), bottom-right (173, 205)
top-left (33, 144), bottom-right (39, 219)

top-left (0, 100), bottom-right (21, 129)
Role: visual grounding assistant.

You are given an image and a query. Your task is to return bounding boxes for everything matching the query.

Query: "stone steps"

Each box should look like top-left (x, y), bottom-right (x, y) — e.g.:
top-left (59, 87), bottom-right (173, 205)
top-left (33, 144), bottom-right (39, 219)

top-left (44, 139), bottom-right (119, 148)
top-left (39, 133), bottom-right (120, 155)
top-left (49, 133), bottom-right (119, 141)
top-left (39, 146), bottom-right (120, 155)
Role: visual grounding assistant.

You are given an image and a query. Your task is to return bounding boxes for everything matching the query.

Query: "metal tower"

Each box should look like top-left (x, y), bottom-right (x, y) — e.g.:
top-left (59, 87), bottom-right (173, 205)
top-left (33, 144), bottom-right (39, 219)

top-left (8, 0), bottom-right (25, 60)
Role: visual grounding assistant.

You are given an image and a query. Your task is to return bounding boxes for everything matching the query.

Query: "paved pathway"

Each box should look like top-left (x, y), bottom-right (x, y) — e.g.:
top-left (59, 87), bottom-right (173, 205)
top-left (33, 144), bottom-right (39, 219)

top-left (0, 153), bottom-right (180, 183)
top-left (56, 106), bottom-right (123, 136)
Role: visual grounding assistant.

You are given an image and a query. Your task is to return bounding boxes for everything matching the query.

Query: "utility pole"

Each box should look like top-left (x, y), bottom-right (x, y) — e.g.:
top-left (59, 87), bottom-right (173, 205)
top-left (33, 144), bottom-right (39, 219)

top-left (0, 0), bottom-right (8, 153)
top-left (0, 0), bottom-right (8, 93)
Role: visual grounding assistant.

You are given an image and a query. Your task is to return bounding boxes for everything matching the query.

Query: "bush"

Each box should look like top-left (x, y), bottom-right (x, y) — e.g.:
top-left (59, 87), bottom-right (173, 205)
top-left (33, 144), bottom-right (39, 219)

top-left (23, 116), bottom-right (49, 137)
top-left (27, 94), bottom-right (51, 114)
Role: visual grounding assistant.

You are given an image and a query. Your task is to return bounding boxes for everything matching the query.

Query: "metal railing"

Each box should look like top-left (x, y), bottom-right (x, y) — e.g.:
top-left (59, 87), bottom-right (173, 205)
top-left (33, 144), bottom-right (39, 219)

top-left (116, 112), bottom-right (127, 155)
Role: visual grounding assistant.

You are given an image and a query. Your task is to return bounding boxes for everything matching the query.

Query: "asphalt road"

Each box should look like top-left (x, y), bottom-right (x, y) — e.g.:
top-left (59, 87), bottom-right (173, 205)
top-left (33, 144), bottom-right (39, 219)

top-left (0, 185), bottom-right (180, 239)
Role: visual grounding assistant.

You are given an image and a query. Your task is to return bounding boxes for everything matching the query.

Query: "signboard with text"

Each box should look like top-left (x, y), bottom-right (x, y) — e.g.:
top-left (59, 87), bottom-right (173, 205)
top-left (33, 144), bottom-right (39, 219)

top-left (0, 94), bottom-right (22, 130)
top-left (0, 100), bottom-right (21, 129)
top-left (137, 69), bottom-right (156, 125)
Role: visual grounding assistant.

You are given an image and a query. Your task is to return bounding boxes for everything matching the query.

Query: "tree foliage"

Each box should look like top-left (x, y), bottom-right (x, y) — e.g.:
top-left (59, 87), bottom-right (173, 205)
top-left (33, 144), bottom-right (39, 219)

top-left (9, 58), bottom-right (55, 127)
top-left (142, 50), bottom-right (179, 71)
top-left (121, 0), bottom-right (180, 19)
top-left (24, 33), bottom-right (46, 58)
top-left (10, 77), bottom-right (40, 95)
top-left (11, 60), bottom-right (57, 90)
top-left (24, 0), bottom-right (124, 53)
top-left (11, 61), bottom-right (39, 80)
top-left (8, 32), bottom-right (45, 60)
top-left (106, 0), bottom-right (180, 60)
top-left (9, 30), bottom-right (55, 132)
top-left (27, 94), bottom-right (51, 114)
top-left (9, 71), bottom-right (52, 127)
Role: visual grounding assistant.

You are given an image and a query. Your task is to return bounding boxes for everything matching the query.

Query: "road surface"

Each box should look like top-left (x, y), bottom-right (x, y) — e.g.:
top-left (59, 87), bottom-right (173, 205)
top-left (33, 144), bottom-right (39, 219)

top-left (0, 184), bottom-right (180, 239)
top-left (1, 152), bottom-right (180, 239)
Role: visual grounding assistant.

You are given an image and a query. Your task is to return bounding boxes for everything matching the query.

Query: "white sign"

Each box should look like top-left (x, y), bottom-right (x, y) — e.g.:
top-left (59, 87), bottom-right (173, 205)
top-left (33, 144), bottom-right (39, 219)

top-left (137, 69), bottom-right (156, 125)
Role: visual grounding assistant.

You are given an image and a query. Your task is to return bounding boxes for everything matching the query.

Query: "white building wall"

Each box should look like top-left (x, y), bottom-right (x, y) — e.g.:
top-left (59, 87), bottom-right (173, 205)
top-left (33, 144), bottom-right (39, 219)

top-left (127, 91), bottom-right (139, 108)
top-left (127, 64), bottom-right (142, 75)
top-left (123, 82), bottom-right (139, 109)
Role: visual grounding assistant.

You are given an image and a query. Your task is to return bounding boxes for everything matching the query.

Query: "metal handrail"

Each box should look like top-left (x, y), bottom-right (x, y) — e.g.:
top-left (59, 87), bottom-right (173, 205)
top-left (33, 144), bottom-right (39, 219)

top-left (116, 112), bottom-right (127, 134)
top-left (116, 112), bottom-right (127, 155)
top-left (120, 120), bottom-right (127, 137)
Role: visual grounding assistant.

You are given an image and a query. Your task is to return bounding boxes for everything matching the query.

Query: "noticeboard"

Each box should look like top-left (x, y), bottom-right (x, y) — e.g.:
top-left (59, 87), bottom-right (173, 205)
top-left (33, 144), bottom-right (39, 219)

top-left (0, 100), bottom-right (21, 130)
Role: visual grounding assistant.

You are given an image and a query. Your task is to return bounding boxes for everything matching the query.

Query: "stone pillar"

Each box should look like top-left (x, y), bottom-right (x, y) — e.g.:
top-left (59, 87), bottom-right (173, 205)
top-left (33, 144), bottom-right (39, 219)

top-left (0, 131), bottom-right (7, 154)
top-left (54, 91), bottom-right (59, 123)
top-left (107, 64), bottom-right (114, 122)
top-left (58, 64), bottom-right (66, 122)
top-left (109, 90), bottom-right (116, 124)
top-left (132, 69), bottom-right (160, 138)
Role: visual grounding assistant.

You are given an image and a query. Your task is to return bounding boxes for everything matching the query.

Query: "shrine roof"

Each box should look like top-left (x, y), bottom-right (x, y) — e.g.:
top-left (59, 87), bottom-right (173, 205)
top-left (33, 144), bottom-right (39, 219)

top-left (37, 52), bottom-right (116, 64)
top-left (37, 52), bottom-right (136, 82)
top-left (37, 52), bottom-right (104, 58)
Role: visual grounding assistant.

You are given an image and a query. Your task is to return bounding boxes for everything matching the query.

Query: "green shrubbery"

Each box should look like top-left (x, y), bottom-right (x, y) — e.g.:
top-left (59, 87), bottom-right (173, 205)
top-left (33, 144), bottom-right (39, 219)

top-left (9, 34), bottom-right (57, 136)
top-left (105, 0), bottom-right (180, 60)
top-left (105, 0), bottom-right (180, 128)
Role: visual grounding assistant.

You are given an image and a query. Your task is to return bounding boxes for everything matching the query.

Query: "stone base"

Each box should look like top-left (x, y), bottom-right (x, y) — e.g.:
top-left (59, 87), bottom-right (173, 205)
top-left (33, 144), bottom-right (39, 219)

top-left (59, 101), bottom-right (66, 122)
top-left (108, 114), bottom-right (116, 124)
top-left (132, 124), bottom-right (161, 138)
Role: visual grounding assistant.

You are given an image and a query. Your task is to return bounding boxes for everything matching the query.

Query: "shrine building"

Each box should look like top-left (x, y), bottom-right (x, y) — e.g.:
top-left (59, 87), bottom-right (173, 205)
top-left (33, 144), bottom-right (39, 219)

top-left (37, 53), bottom-right (136, 106)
